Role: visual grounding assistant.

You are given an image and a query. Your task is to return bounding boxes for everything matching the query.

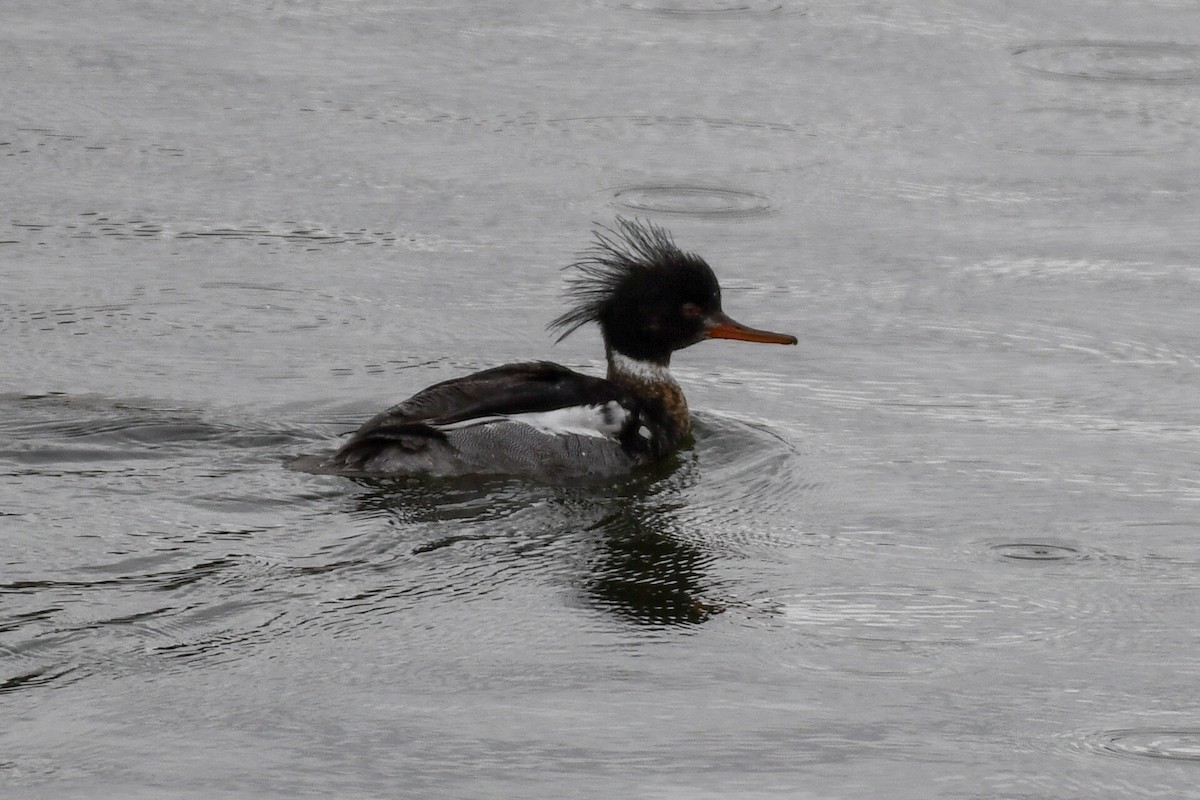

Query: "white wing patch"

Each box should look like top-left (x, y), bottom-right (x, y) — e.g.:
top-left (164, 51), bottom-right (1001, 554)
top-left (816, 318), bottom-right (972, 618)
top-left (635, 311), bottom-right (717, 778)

top-left (510, 402), bottom-right (628, 438)
top-left (433, 401), bottom-right (628, 439)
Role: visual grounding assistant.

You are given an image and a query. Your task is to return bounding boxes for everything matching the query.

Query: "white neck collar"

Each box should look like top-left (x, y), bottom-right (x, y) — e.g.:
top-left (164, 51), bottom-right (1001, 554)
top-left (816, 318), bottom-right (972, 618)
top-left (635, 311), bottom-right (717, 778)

top-left (608, 351), bottom-right (677, 386)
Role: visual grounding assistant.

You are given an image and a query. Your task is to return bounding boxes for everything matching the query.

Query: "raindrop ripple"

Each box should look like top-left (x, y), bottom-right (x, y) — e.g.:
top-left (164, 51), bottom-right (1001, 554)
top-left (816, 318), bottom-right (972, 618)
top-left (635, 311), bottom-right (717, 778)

top-left (1012, 41), bottom-right (1200, 84)
top-left (609, 184), bottom-right (775, 219)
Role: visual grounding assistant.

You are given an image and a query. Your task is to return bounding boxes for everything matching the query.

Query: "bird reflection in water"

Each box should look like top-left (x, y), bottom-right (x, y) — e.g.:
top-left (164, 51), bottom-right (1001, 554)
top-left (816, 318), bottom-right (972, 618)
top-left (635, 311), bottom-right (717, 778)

top-left (582, 500), bottom-right (720, 626)
top-left (338, 470), bottom-right (722, 628)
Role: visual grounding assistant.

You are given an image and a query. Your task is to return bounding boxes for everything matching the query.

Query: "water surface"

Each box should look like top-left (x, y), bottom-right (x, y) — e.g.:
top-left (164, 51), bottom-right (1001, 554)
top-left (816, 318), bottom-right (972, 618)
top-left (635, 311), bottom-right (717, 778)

top-left (4, 1), bottom-right (1200, 797)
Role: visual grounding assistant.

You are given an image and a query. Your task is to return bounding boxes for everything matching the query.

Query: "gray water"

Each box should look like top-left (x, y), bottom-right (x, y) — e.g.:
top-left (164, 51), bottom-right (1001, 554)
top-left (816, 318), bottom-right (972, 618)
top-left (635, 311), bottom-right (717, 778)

top-left (4, 1), bottom-right (1200, 797)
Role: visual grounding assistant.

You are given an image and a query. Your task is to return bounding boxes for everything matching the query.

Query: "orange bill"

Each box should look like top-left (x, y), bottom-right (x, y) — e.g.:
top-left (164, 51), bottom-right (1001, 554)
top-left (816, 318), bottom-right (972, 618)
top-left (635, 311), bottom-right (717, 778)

top-left (704, 312), bottom-right (797, 345)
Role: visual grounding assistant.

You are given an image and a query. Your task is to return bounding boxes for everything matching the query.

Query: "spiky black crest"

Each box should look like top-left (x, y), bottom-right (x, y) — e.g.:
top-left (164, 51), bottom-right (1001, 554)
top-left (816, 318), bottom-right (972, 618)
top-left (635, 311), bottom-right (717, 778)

top-left (548, 217), bottom-right (712, 343)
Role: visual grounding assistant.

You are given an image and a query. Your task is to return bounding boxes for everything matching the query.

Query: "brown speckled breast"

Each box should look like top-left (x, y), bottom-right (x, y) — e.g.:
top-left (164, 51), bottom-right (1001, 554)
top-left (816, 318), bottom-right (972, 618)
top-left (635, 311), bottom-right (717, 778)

top-left (610, 372), bottom-right (691, 456)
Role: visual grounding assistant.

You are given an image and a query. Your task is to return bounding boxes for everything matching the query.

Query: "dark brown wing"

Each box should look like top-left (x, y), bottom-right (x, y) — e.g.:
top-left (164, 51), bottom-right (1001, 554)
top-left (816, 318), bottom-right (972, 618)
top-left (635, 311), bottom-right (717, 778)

top-left (377, 361), bottom-right (627, 425)
top-left (325, 361), bottom-right (635, 471)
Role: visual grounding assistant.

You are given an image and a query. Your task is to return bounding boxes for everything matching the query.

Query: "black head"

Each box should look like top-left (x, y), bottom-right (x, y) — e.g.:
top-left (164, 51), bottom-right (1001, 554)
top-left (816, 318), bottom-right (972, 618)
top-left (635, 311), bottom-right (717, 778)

top-left (549, 218), bottom-right (797, 363)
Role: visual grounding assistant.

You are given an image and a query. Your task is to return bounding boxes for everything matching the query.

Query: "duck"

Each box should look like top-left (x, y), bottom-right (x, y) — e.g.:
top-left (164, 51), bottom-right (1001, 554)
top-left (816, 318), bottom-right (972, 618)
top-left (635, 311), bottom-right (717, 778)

top-left (321, 218), bottom-right (796, 480)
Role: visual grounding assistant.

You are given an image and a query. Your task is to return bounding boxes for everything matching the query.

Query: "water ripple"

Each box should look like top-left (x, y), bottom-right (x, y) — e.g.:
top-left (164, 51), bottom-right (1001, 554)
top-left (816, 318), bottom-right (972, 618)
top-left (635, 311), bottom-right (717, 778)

top-left (1012, 41), bottom-right (1200, 84)
top-left (1, 213), bottom-right (447, 251)
top-left (753, 585), bottom-right (1068, 676)
top-left (985, 541), bottom-right (1089, 563)
top-left (0, 665), bottom-right (79, 695)
top-left (600, 0), bottom-right (799, 17)
top-left (1068, 728), bottom-right (1200, 762)
top-left (671, 411), bottom-right (811, 552)
top-left (993, 105), bottom-right (1196, 157)
top-left (0, 394), bottom-right (314, 457)
top-left (609, 184), bottom-right (776, 219)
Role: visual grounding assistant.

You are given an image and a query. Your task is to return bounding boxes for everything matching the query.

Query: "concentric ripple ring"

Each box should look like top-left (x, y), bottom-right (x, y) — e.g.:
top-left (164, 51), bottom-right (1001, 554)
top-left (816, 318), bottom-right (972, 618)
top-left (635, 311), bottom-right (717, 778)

top-left (610, 184), bottom-right (776, 219)
top-left (988, 542), bottom-right (1084, 562)
top-left (1012, 41), bottom-right (1200, 84)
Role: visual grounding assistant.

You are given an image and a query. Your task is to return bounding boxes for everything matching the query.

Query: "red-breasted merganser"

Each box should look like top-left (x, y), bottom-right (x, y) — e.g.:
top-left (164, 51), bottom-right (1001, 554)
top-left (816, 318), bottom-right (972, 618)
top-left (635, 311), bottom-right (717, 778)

top-left (322, 218), bottom-right (796, 480)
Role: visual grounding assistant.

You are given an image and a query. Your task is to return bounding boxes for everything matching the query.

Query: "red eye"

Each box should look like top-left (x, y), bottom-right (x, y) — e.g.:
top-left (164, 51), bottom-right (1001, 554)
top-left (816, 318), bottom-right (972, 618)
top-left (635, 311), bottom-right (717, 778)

top-left (682, 302), bottom-right (702, 318)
